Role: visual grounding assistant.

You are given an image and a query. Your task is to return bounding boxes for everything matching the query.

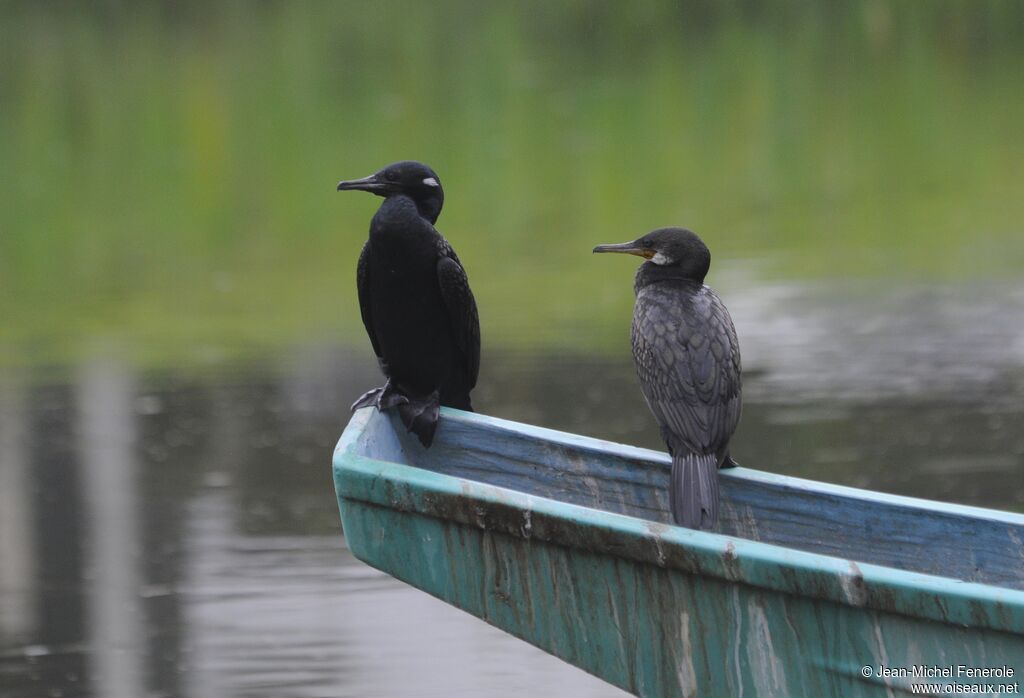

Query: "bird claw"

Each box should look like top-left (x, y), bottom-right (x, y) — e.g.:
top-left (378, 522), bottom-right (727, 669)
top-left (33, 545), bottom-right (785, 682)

top-left (397, 390), bottom-right (440, 447)
top-left (351, 388), bottom-right (383, 411)
top-left (378, 389), bottom-right (409, 410)
top-left (350, 381), bottom-right (409, 412)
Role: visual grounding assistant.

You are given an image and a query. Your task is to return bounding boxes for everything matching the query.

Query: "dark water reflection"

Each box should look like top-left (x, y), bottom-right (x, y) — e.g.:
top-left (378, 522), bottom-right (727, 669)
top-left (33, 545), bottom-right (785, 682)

top-left (2, 283), bottom-right (1024, 697)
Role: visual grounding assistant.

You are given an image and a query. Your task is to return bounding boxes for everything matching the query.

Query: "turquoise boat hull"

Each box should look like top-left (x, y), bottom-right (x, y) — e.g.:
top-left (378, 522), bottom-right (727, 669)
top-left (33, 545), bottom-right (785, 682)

top-left (333, 407), bottom-right (1024, 697)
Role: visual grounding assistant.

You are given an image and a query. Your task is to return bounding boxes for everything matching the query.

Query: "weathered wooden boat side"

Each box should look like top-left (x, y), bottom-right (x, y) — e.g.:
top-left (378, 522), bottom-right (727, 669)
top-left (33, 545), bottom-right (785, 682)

top-left (333, 408), bottom-right (1024, 697)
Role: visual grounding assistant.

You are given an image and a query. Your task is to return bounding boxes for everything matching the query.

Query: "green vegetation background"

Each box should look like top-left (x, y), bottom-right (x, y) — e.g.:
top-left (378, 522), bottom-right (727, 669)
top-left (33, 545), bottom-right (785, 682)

top-left (2, 1), bottom-right (1022, 366)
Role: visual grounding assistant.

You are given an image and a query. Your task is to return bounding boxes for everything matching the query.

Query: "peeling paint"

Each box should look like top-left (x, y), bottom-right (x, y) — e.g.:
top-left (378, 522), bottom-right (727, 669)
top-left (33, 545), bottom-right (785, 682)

top-left (723, 541), bottom-right (741, 581)
top-left (840, 560), bottom-right (869, 606)
top-left (676, 610), bottom-right (697, 697)
top-left (745, 597), bottom-right (787, 696)
top-left (521, 508), bottom-right (533, 538)
top-left (731, 586), bottom-right (745, 698)
top-left (870, 614), bottom-right (897, 698)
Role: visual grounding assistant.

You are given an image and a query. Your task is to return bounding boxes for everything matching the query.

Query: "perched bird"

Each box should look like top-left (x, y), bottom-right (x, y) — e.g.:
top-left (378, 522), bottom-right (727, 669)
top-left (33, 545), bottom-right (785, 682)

top-left (337, 161), bottom-right (480, 447)
top-left (594, 228), bottom-right (741, 530)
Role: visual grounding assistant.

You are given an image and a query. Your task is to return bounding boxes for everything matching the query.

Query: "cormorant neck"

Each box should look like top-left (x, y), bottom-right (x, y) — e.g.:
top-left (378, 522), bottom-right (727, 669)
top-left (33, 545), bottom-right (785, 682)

top-left (393, 193), bottom-right (442, 224)
top-left (634, 262), bottom-right (706, 293)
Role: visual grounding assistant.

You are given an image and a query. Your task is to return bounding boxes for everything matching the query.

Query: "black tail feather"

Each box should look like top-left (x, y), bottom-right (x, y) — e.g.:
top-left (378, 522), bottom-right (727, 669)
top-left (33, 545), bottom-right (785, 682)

top-left (670, 453), bottom-right (720, 530)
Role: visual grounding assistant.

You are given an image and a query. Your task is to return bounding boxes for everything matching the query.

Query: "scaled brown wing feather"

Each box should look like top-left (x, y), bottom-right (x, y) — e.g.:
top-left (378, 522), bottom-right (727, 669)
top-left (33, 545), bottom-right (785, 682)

top-left (435, 238), bottom-right (481, 388)
top-left (633, 292), bottom-right (741, 457)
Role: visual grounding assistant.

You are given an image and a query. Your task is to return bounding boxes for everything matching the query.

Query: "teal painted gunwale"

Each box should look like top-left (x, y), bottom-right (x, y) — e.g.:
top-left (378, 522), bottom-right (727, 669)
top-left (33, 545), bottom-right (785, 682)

top-left (333, 408), bottom-right (1024, 634)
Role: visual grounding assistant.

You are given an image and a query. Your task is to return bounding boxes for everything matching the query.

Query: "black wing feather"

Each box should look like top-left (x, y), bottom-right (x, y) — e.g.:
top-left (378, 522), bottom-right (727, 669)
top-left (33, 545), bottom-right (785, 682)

top-left (435, 237), bottom-right (481, 389)
top-left (356, 242), bottom-right (382, 360)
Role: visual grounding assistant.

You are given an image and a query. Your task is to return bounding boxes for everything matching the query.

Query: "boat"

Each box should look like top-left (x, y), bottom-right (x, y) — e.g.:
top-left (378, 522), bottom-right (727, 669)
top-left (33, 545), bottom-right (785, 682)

top-left (332, 407), bottom-right (1024, 697)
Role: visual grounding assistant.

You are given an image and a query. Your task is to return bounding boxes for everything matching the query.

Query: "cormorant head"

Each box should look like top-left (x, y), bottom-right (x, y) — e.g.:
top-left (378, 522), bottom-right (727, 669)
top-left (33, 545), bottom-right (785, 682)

top-left (593, 227), bottom-right (711, 282)
top-left (337, 160), bottom-right (444, 223)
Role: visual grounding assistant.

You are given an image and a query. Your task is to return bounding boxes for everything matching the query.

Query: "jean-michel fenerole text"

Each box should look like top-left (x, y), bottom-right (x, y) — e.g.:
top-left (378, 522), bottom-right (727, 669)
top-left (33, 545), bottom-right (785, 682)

top-left (872, 664), bottom-right (1015, 679)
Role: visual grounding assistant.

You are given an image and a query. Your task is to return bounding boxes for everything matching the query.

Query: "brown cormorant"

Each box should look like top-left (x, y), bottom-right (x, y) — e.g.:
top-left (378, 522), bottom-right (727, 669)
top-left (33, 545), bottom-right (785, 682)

top-left (594, 228), bottom-right (741, 529)
top-left (338, 161), bottom-right (480, 447)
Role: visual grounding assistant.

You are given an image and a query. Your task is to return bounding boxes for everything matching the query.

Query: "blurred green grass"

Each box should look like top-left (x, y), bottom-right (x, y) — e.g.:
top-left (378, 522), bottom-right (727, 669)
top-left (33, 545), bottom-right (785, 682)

top-left (2, 1), bottom-right (1023, 366)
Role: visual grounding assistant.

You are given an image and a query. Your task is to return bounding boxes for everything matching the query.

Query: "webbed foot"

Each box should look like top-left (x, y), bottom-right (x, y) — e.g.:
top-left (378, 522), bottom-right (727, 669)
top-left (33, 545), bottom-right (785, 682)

top-left (350, 380), bottom-right (410, 412)
top-left (720, 454), bottom-right (740, 469)
top-left (351, 387), bottom-right (383, 411)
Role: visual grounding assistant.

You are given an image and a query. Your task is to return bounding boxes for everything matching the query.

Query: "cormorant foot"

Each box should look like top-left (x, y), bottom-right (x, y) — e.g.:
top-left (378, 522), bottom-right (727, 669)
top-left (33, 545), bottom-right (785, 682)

top-left (377, 384), bottom-right (410, 410)
top-left (350, 381), bottom-right (410, 412)
top-left (397, 390), bottom-right (440, 447)
top-left (351, 387), bottom-right (383, 411)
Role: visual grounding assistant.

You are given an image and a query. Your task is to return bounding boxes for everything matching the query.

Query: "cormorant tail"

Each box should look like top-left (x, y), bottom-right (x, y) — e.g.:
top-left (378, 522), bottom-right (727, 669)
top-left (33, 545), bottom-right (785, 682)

top-left (397, 391), bottom-right (440, 448)
top-left (670, 453), bottom-right (720, 530)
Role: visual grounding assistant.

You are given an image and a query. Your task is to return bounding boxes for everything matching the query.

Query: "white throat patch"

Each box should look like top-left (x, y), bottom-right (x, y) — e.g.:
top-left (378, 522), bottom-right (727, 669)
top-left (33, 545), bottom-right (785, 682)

top-left (651, 252), bottom-right (672, 266)
top-left (422, 177), bottom-right (439, 187)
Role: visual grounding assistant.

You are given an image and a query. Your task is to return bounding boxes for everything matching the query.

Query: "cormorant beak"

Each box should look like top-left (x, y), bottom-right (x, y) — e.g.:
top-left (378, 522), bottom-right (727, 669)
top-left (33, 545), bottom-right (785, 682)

top-left (592, 241), bottom-right (655, 259)
top-left (337, 173), bottom-right (391, 194)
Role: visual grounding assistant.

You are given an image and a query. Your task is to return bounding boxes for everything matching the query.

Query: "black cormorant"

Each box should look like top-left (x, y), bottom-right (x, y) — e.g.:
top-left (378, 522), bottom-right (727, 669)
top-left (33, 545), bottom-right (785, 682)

top-left (337, 161), bottom-right (480, 447)
top-left (594, 228), bottom-right (741, 530)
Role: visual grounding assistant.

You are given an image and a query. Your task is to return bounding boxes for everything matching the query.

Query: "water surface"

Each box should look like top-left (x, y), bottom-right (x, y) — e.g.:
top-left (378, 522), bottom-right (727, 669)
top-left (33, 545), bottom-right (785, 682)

top-left (3, 282), bottom-right (1024, 697)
